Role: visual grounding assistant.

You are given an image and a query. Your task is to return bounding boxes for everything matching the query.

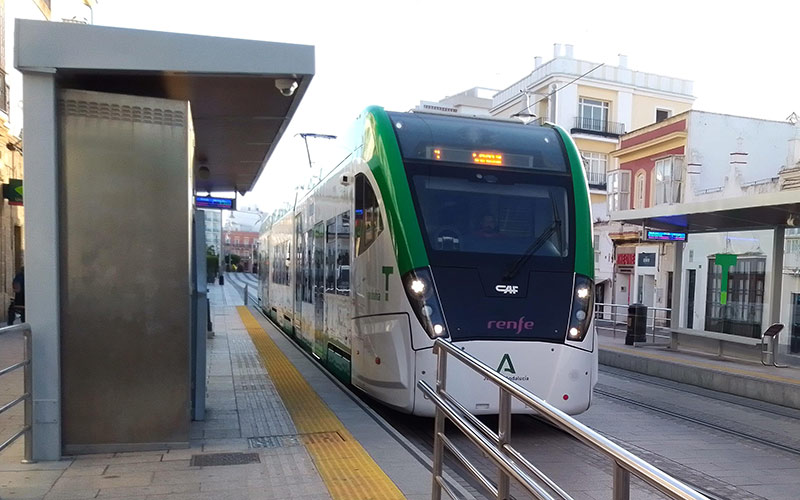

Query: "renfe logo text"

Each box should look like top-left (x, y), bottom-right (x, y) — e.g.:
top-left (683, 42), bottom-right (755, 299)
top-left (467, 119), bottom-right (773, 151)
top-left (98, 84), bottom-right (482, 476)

top-left (487, 316), bottom-right (534, 335)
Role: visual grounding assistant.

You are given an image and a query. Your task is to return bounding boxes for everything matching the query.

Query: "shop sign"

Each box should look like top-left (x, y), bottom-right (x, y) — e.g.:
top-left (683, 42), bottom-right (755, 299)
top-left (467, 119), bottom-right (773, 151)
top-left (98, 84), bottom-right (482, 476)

top-left (637, 253), bottom-right (656, 267)
top-left (715, 253), bottom-right (737, 305)
top-left (617, 253), bottom-right (635, 266)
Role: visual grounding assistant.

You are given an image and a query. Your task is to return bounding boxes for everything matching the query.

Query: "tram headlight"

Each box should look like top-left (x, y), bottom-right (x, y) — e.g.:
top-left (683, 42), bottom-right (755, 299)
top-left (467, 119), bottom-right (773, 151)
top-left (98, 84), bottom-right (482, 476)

top-left (402, 267), bottom-right (449, 339)
top-left (567, 274), bottom-right (594, 342)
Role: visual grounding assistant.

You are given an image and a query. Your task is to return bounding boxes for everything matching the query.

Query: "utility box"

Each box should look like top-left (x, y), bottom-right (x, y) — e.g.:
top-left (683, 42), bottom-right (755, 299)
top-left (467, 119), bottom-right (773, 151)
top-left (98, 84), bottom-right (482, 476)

top-left (59, 89), bottom-right (194, 453)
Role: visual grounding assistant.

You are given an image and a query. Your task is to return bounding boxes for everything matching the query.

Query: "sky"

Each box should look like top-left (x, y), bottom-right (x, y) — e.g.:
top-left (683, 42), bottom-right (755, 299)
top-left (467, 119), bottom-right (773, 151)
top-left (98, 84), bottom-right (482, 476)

top-left (91, 0), bottom-right (800, 213)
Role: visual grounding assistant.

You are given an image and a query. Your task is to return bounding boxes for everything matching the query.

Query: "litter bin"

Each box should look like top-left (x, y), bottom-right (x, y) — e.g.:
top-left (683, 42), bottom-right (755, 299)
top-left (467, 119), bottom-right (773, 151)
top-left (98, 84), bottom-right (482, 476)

top-left (625, 303), bottom-right (647, 345)
top-left (218, 274), bottom-right (224, 285)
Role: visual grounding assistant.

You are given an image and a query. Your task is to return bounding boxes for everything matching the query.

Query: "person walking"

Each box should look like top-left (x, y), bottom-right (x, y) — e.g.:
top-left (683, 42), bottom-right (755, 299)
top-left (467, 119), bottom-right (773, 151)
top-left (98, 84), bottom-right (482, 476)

top-left (8, 267), bottom-right (24, 325)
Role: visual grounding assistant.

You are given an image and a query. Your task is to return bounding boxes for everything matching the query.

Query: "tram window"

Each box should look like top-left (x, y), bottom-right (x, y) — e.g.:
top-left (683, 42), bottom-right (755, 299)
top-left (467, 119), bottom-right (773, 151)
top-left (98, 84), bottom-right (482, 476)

top-left (336, 211), bottom-right (350, 295)
top-left (286, 242), bottom-right (291, 283)
top-left (411, 174), bottom-right (568, 257)
top-left (303, 230), bottom-right (313, 303)
top-left (271, 240), bottom-right (291, 285)
top-left (355, 173), bottom-right (384, 256)
top-left (295, 218), bottom-right (303, 302)
top-left (325, 218), bottom-right (336, 293)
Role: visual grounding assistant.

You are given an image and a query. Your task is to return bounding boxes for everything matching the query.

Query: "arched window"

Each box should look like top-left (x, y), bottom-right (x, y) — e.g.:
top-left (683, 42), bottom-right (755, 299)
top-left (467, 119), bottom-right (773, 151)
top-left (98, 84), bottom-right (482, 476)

top-left (635, 171), bottom-right (646, 209)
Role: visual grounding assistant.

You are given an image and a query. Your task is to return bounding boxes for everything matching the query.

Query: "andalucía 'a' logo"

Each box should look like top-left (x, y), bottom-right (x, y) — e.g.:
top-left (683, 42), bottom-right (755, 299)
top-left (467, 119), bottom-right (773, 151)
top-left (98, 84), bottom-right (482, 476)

top-left (497, 353), bottom-right (516, 374)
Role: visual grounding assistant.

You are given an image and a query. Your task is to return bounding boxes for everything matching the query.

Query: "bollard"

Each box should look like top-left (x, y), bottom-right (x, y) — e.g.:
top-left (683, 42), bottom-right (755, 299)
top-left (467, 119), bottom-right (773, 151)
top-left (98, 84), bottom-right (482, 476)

top-left (244, 284), bottom-right (249, 305)
top-left (625, 304), bottom-right (648, 345)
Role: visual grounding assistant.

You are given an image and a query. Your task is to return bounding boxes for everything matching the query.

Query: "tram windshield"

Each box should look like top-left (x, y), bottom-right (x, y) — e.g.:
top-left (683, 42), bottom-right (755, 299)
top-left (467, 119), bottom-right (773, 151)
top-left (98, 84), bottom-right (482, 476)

top-left (409, 171), bottom-right (569, 257)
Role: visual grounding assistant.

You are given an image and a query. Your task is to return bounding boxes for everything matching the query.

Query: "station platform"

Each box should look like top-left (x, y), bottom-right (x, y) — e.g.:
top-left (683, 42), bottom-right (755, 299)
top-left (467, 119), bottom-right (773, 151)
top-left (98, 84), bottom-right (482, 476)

top-left (598, 329), bottom-right (800, 410)
top-left (0, 278), bottom-right (473, 500)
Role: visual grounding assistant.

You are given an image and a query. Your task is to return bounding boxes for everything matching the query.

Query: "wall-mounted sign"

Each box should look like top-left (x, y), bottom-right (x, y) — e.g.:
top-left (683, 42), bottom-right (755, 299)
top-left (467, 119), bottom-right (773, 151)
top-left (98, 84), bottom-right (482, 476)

top-left (195, 196), bottom-right (235, 210)
top-left (2, 179), bottom-right (22, 206)
top-left (617, 253), bottom-right (635, 266)
top-left (645, 230), bottom-right (687, 242)
top-left (637, 252), bottom-right (656, 267)
top-left (715, 253), bottom-right (737, 305)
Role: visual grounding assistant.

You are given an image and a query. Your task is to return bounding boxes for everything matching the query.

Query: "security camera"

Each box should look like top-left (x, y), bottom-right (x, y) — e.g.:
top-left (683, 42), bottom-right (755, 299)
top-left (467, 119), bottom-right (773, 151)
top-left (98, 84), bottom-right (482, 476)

top-left (275, 79), bottom-right (298, 97)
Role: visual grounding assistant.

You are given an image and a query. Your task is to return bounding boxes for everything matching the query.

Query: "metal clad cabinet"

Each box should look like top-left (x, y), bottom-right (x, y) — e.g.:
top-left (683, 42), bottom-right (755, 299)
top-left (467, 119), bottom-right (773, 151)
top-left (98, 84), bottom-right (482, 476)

top-left (59, 89), bottom-right (194, 453)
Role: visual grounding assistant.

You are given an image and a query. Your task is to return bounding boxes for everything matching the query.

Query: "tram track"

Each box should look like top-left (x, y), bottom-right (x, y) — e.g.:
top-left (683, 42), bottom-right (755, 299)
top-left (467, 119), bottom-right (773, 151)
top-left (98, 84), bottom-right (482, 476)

top-left (233, 281), bottom-right (777, 499)
top-left (594, 386), bottom-right (800, 457)
top-left (600, 365), bottom-right (800, 420)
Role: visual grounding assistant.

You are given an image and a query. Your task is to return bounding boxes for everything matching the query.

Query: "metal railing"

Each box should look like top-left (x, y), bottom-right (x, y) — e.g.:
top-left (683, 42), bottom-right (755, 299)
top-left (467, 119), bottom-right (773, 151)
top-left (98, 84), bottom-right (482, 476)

top-left (594, 302), bottom-right (672, 345)
top-left (0, 323), bottom-right (34, 463)
top-left (572, 116), bottom-right (626, 136)
top-left (585, 169), bottom-right (607, 189)
top-left (419, 339), bottom-right (707, 500)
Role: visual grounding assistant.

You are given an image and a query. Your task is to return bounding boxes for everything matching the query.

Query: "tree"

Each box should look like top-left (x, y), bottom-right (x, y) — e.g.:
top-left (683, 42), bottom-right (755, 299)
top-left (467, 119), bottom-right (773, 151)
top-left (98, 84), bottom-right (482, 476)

top-left (206, 246), bottom-right (219, 281)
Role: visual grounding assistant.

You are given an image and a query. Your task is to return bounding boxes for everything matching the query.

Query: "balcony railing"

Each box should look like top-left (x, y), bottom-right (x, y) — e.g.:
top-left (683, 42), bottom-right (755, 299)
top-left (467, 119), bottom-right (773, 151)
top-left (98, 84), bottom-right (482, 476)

top-left (586, 169), bottom-right (607, 189)
top-left (572, 116), bottom-right (626, 137)
top-left (0, 70), bottom-right (9, 116)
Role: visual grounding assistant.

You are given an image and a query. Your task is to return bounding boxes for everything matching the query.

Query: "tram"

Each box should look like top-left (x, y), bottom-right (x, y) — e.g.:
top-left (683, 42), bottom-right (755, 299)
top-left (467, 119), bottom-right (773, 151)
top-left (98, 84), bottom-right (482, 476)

top-left (257, 107), bottom-right (597, 416)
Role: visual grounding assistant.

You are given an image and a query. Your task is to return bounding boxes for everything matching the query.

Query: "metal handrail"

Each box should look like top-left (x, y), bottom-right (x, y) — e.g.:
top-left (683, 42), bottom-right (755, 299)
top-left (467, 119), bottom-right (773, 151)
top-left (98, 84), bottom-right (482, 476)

top-left (594, 302), bottom-right (672, 344)
top-left (0, 322), bottom-right (34, 463)
top-left (420, 339), bottom-right (707, 500)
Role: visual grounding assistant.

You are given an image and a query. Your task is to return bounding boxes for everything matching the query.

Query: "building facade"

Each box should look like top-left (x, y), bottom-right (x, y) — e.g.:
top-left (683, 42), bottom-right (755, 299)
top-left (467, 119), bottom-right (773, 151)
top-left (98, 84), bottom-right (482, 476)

top-left (610, 110), bottom-right (800, 354)
top-left (201, 208), bottom-right (222, 255)
top-left (0, 0), bottom-right (95, 320)
top-left (489, 44), bottom-right (695, 307)
top-left (415, 87), bottom-right (495, 116)
top-left (223, 230), bottom-right (258, 272)
top-left (222, 209), bottom-right (263, 272)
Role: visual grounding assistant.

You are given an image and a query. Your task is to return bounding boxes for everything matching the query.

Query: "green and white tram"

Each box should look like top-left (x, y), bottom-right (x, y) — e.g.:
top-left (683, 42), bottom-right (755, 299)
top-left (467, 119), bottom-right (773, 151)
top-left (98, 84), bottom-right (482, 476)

top-left (258, 107), bottom-right (597, 416)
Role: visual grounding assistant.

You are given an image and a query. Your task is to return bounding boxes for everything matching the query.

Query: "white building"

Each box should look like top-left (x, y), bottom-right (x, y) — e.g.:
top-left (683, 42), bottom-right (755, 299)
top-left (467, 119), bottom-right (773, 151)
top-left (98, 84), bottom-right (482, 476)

top-left (610, 110), bottom-right (800, 356)
top-left (415, 87), bottom-right (495, 116)
top-left (201, 209), bottom-right (222, 255)
top-left (490, 43), bottom-right (694, 306)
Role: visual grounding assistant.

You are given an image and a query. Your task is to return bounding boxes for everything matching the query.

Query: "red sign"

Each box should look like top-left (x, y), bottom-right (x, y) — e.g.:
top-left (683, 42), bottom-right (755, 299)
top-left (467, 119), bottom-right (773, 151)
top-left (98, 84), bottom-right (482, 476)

top-left (617, 253), bottom-right (635, 266)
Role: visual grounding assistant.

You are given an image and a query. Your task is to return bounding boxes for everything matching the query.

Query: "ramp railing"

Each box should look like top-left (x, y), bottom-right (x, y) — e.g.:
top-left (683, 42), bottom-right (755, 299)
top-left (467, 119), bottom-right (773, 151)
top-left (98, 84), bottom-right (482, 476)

top-left (594, 302), bottom-right (672, 344)
top-left (0, 323), bottom-right (34, 463)
top-left (418, 338), bottom-right (707, 500)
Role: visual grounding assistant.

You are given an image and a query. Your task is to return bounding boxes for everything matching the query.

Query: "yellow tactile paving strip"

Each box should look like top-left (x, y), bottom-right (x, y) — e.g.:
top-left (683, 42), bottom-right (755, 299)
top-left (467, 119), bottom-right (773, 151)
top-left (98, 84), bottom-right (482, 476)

top-left (237, 306), bottom-right (406, 500)
top-left (603, 344), bottom-right (800, 385)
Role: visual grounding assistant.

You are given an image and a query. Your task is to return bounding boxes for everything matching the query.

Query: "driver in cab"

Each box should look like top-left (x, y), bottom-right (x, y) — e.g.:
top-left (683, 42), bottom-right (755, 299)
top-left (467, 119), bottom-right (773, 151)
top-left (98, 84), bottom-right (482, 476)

top-left (474, 215), bottom-right (502, 238)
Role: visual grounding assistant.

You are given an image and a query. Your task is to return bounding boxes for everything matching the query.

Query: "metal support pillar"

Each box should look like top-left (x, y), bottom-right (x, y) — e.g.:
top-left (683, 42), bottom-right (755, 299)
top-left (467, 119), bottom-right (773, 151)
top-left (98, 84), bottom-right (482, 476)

top-left (613, 463), bottom-right (631, 500)
top-left (671, 242), bottom-right (684, 329)
top-left (497, 390), bottom-right (511, 499)
top-left (431, 344), bottom-right (446, 500)
top-left (23, 71), bottom-right (62, 461)
top-left (770, 227), bottom-right (785, 327)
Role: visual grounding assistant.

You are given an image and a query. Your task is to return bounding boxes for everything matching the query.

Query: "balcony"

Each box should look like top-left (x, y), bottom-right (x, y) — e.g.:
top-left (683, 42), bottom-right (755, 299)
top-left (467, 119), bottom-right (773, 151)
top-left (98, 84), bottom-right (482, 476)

top-left (571, 116), bottom-right (626, 138)
top-left (585, 169), bottom-right (607, 189)
top-left (0, 71), bottom-right (8, 115)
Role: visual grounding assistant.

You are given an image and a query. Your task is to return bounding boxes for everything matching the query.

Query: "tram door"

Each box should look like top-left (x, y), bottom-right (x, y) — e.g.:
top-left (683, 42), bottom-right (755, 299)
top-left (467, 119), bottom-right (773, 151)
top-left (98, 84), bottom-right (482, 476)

top-left (313, 222), bottom-right (325, 357)
top-left (791, 294), bottom-right (800, 354)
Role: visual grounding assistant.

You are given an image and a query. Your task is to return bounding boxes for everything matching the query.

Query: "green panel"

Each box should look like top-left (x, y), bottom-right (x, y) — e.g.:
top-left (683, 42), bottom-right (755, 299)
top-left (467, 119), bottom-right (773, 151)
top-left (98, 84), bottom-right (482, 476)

top-left (362, 107), bottom-right (429, 275)
top-left (326, 346), bottom-right (351, 384)
top-left (554, 126), bottom-right (594, 279)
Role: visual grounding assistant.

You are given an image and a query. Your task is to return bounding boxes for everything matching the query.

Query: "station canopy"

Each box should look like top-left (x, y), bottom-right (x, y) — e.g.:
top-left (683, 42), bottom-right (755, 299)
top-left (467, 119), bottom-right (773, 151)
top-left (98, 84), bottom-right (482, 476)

top-left (610, 190), bottom-right (800, 233)
top-left (15, 20), bottom-right (315, 193)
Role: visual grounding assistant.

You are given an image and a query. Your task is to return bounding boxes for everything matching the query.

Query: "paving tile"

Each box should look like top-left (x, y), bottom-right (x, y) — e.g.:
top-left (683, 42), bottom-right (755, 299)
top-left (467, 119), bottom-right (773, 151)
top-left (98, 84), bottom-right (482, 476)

top-left (50, 472), bottom-right (155, 491)
top-left (96, 482), bottom-right (200, 498)
top-left (42, 489), bottom-right (101, 499)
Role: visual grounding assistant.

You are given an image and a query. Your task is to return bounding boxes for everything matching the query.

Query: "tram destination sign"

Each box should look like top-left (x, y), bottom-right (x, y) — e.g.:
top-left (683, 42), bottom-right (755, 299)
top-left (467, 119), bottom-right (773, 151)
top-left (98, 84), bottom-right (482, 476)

top-left (195, 196), bottom-right (235, 210)
top-left (645, 230), bottom-right (687, 242)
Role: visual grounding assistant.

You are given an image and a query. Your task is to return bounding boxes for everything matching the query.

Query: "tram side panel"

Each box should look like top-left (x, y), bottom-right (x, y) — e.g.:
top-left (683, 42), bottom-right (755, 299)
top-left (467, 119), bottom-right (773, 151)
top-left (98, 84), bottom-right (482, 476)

top-left (350, 166), bottom-right (417, 412)
top-left (268, 216), bottom-right (295, 335)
